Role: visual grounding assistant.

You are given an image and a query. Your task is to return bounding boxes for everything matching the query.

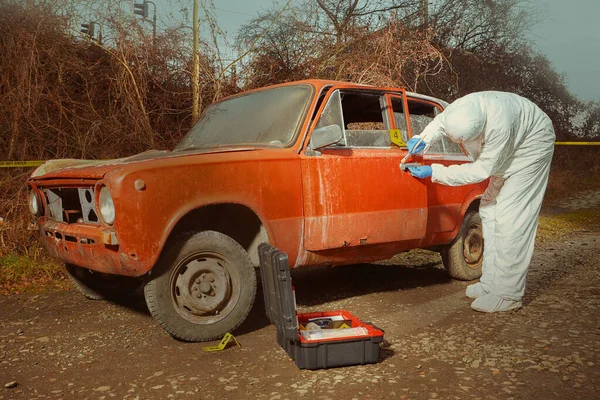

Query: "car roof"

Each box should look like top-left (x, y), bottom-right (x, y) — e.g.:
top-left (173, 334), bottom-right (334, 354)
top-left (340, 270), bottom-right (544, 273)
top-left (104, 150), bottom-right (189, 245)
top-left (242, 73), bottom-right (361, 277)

top-left (216, 79), bottom-right (448, 108)
top-left (405, 91), bottom-right (450, 107)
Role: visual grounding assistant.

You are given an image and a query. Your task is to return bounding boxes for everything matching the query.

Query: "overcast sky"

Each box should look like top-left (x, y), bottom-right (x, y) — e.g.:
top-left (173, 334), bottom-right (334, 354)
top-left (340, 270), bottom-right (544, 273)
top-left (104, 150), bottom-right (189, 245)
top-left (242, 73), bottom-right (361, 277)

top-left (155, 0), bottom-right (600, 102)
top-left (530, 0), bottom-right (600, 102)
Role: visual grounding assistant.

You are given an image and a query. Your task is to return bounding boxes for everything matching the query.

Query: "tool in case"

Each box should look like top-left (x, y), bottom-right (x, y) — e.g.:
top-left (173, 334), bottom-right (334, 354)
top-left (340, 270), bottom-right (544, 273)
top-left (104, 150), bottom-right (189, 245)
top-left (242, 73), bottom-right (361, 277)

top-left (258, 243), bottom-right (385, 370)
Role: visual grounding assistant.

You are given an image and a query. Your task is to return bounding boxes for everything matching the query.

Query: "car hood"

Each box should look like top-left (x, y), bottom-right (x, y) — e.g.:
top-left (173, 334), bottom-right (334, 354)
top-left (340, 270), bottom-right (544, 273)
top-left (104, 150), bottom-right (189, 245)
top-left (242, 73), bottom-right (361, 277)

top-left (30, 148), bottom-right (257, 180)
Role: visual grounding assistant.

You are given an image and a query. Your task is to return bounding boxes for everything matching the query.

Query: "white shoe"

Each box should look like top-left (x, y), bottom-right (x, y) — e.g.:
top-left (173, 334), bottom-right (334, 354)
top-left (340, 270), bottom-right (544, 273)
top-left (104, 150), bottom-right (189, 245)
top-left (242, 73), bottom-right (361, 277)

top-left (471, 293), bottom-right (522, 313)
top-left (465, 283), bottom-right (488, 299)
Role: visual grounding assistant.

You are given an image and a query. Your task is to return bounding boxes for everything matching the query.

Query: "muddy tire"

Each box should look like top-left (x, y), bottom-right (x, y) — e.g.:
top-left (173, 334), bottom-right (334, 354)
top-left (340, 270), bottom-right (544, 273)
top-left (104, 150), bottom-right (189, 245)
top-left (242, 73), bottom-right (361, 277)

top-left (144, 231), bottom-right (256, 342)
top-left (441, 210), bottom-right (484, 281)
top-left (65, 264), bottom-right (142, 300)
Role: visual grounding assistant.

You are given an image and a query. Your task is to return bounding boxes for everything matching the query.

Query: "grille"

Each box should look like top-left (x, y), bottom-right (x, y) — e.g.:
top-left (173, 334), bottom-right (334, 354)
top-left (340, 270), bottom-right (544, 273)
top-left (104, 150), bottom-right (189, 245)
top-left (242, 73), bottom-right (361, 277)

top-left (43, 188), bottom-right (100, 224)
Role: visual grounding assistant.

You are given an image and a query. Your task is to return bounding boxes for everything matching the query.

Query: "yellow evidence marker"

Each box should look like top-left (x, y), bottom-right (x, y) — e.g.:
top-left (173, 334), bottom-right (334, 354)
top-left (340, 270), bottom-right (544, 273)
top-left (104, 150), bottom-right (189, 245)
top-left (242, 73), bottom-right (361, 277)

top-left (202, 333), bottom-right (241, 352)
top-left (389, 129), bottom-right (406, 147)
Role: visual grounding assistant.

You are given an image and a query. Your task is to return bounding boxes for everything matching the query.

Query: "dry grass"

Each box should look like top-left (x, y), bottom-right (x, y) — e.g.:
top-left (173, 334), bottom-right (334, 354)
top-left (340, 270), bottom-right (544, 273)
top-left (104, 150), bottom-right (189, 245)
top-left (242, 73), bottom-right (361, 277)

top-left (537, 208), bottom-right (600, 243)
top-left (0, 253), bottom-right (67, 295)
top-left (537, 166), bottom-right (600, 241)
top-left (0, 171), bottom-right (65, 294)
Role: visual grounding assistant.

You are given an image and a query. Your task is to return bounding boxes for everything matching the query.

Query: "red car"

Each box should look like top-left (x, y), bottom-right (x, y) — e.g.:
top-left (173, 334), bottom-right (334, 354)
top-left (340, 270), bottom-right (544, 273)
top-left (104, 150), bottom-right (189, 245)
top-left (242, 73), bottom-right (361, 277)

top-left (28, 80), bottom-right (486, 341)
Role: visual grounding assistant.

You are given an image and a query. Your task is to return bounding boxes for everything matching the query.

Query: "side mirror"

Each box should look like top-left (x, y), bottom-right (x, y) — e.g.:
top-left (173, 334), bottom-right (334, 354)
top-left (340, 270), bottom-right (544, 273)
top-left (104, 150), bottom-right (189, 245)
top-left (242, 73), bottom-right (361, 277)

top-left (310, 124), bottom-right (343, 149)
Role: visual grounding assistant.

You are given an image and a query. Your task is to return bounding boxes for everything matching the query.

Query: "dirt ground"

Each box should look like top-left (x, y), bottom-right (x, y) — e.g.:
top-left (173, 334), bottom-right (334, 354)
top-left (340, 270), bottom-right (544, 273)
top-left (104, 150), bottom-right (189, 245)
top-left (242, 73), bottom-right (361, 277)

top-left (1, 199), bottom-right (599, 399)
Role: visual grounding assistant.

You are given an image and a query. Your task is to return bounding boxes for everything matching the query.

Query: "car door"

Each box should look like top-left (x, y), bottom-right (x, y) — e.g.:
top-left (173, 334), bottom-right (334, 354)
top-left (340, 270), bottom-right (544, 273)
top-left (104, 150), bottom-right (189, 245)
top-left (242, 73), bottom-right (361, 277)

top-left (300, 87), bottom-right (428, 251)
top-left (397, 94), bottom-right (473, 234)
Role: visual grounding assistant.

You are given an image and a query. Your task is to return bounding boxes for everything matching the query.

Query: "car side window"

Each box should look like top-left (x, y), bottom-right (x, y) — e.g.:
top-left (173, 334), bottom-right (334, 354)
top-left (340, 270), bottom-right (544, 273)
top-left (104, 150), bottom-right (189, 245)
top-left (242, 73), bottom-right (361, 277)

top-left (313, 90), bottom-right (347, 147)
top-left (406, 98), bottom-right (463, 155)
top-left (341, 92), bottom-right (391, 148)
top-left (313, 90), bottom-right (392, 148)
top-left (310, 86), bottom-right (332, 125)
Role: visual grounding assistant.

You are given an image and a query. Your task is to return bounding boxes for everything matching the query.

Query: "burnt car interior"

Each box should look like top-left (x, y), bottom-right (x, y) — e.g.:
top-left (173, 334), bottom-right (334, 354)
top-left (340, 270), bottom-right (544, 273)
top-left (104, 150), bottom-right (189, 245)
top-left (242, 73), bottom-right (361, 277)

top-left (313, 89), bottom-right (466, 155)
top-left (340, 92), bottom-right (390, 147)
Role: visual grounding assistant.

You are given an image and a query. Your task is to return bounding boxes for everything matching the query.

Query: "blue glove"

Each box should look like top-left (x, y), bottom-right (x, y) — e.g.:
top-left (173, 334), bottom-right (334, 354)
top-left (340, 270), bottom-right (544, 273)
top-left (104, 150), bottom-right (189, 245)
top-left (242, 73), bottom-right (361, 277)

top-left (407, 137), bottom-right (426, 154)
top-left (408, 165), bottom-right (432, 179)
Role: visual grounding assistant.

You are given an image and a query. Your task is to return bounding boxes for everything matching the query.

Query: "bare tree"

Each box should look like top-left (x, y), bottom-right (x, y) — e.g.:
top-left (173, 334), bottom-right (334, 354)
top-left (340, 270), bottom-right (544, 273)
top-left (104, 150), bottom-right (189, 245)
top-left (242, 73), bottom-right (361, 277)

top-left (237, 1), bottom-right (447, 90)
top-left (430, 0), bottom-right (534, 51)
top-left (579, 102), bottom-right (600, 139)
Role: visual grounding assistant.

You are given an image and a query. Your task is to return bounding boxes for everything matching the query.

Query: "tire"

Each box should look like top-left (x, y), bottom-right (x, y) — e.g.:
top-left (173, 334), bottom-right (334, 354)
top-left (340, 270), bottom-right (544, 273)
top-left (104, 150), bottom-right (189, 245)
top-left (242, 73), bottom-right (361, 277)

top-left (144, 231), bottom-right (257, 342)
top-left (65, 264), bottom-right (142, 300)
top-left (441, 210), bottom-right (484, 281)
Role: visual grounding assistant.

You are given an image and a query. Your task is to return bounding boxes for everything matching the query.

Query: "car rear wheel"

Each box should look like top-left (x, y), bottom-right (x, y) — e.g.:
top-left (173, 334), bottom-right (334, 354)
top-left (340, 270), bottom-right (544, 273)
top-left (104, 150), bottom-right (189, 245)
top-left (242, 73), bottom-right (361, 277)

top-left (65, 264), bottom-right (142, 300)
top-left (144, 231), bottom-right (256, 342)
top-left (441, 210), bottom-right (484, 281)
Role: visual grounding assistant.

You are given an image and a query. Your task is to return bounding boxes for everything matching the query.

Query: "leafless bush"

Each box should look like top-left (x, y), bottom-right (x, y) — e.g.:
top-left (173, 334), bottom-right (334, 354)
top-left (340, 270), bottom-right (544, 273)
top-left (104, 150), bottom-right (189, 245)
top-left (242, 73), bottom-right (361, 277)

top-left (0, 1), bottom-right (228, 256)
top-left (0, 170), bottom-right (41, 257)
top-left (238, 8), bottom-right (449, 91)
top-left (0, 1), bottom-right (227, 162)
top-left (314, 21), bottom-right (448, 90)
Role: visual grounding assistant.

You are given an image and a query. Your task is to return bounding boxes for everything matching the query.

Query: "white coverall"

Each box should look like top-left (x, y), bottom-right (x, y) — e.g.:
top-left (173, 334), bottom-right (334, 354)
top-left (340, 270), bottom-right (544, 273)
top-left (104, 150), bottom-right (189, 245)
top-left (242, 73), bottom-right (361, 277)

top-left (416, 91), bottom-right (555, 312)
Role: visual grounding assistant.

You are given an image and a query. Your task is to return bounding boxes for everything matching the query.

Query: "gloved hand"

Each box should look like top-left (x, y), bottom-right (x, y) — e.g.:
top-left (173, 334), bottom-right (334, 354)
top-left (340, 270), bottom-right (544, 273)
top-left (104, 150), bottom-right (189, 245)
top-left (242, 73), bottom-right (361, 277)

top-left (407, 165), bottom-right (432, 179)
top-left (407, 136), bottom-right (426, 154)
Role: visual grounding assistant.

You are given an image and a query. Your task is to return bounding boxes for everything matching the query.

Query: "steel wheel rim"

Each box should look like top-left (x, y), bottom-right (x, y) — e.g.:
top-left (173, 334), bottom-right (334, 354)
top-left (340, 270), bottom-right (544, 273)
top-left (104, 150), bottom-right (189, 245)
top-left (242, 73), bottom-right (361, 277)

top-left (463, 223), bottom-right (484, 270)
top-left (170, 251), bottom-right (241, 325)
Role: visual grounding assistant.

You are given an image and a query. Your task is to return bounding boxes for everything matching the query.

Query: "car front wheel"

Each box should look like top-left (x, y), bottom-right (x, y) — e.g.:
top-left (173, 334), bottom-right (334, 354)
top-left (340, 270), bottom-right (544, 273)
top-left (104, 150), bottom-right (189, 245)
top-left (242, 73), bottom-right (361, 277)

top-left (441, 210), bottom-right (484, 281)
top-left (144, 231), bottom-right (257, 342)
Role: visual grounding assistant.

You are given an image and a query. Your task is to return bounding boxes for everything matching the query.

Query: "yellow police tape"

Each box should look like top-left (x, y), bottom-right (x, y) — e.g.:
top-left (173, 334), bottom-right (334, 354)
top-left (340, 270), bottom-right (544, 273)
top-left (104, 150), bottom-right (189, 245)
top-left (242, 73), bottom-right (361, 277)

top-left (0, 161), bottom-right (45, 168)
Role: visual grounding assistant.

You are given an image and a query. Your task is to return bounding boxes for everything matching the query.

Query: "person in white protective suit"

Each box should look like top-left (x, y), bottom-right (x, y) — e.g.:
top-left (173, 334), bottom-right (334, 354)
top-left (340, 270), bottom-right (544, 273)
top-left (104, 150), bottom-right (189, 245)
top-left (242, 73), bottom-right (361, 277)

top-left (406, 91), bottom-right (555, 313)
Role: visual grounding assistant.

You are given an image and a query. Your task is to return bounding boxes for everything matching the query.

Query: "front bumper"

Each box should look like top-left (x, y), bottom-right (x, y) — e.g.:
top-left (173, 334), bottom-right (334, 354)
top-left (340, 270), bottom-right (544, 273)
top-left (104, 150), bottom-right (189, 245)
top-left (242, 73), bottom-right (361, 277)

top-left (39, 219), bottom-right (145, 276)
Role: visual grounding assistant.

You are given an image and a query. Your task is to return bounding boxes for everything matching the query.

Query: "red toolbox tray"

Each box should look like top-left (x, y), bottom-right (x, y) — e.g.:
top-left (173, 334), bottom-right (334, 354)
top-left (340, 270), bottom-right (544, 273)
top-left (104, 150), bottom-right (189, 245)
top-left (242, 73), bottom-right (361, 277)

top-left (258, 244), bottom-right (385, 369)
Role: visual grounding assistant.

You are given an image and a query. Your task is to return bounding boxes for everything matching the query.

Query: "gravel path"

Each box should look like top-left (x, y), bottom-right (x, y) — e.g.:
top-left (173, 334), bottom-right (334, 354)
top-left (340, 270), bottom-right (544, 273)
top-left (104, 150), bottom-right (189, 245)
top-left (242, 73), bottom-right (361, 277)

top-left (545, 189), bottom-right (600, 212)
top-left (1, 212), bottom-right (599, 399)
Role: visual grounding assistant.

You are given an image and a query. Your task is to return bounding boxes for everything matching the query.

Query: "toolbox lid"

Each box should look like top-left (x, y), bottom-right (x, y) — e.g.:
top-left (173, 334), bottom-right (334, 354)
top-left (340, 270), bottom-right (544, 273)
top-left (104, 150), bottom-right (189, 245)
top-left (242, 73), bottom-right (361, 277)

top-left (258, 243), bottom-right (299, 342)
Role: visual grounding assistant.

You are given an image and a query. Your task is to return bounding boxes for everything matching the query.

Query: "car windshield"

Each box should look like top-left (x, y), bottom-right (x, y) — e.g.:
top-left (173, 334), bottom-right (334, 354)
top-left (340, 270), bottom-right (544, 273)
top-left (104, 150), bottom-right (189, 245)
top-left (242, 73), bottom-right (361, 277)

top-left (174, 85), bottom-right (313, 151)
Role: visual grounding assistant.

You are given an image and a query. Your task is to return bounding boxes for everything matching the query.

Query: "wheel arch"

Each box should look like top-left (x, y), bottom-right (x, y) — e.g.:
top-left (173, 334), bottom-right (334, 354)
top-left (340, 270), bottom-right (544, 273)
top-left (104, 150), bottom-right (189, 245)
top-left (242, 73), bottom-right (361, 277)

top-left (465, 197), bottom-right (481, 214)
top-left (460, 189), bottom-right (482, 218)
top-left (160, 203), bottom-right (272, 269)
top-left (445, 191), bottom-right (482, 244)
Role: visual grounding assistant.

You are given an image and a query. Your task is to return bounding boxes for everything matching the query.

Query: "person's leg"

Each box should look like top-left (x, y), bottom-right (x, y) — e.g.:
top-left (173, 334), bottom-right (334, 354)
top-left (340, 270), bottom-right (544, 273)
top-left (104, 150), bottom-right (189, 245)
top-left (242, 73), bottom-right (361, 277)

top-left (466, 176), bottom-right (505, 299)
top-left (471, 148), bottom-right (553, 312)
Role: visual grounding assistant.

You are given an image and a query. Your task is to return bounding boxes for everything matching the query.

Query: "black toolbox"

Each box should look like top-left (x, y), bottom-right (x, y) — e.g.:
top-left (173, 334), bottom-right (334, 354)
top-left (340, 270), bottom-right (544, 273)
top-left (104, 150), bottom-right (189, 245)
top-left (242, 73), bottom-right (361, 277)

top-left (258, 243), bottom-right (384, 370)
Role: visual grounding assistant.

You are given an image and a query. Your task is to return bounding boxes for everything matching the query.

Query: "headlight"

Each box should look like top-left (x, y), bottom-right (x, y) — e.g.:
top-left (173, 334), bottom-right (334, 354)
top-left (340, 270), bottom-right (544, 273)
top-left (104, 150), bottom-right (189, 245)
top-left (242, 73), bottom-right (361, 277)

top-left (28, 190), bottom-right (39, 216)
top-left (98, 186), bottom-right (115, 225)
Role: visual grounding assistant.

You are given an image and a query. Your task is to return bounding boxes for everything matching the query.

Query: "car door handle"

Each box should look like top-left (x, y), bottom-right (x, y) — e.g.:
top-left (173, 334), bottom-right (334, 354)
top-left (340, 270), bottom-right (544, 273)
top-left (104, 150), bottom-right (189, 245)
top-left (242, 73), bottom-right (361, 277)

top-left (399, 162), bottom-right (422, 171)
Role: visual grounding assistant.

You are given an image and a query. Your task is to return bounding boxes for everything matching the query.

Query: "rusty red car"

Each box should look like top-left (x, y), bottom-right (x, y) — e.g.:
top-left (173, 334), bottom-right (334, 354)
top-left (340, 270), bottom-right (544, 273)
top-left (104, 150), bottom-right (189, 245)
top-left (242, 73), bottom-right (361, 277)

top-left (28, 80), bottom-right (486, 341)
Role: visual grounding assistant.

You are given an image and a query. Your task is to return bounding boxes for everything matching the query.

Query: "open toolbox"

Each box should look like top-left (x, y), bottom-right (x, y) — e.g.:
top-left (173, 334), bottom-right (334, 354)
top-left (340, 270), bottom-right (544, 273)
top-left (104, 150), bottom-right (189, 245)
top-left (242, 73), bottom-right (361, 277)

top-left (258, 243), bottom-right (385, 370)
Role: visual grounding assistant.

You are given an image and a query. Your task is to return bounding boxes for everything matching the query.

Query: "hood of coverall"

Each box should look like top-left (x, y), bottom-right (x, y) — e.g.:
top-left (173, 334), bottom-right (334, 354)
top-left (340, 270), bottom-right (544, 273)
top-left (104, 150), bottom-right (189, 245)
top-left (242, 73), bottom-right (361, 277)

top-left (443, 101), bottom-right (486, 144)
